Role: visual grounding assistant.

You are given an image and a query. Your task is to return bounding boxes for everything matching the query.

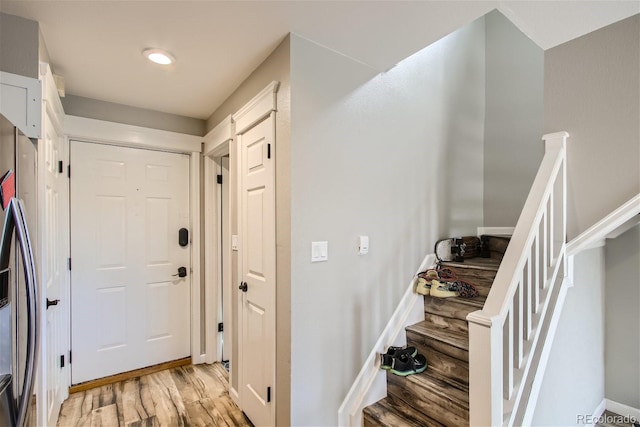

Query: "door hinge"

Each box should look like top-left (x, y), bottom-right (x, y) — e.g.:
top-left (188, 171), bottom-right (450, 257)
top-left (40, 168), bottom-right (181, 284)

top-left (60, 354), bottom-right (65, 368)
top-left (217, 174), bottom-right (223, 184)
top-left (267, 144), bottom-right (271, 159)
top-left (67, 165), bottom-right (71, 178)
top-left (68, 258), bottom-right (71, 271)
top-left (218, 322), bottom-right (224, 332)
top-left (58, 161), bottom-right (63, 174)
top-left (69, 350), bottom-right (72, 364)
top-left (267, 386), bottom-right (271, 403)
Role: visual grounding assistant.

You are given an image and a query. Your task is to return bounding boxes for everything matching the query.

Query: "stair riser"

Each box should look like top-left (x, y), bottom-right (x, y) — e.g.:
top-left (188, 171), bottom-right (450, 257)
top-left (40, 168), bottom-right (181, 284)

top-left (407, 346), bottom-right (468, 384)
top-left (441, 266), bottom-right (497, 288)
top-left (483, 235), bottom-right (510, 260)
top-left (387, 382), bottom-right (469, 427)
top-left (424, 297), bottom-right (481, 322)
top-left (407, 329), bottom-right (469, 363)
top-left (423, 313), bottom-right (469, 333)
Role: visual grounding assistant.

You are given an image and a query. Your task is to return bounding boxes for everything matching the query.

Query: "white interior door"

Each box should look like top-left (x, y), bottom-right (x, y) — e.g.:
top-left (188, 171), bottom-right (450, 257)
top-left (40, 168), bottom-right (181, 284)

top-left (39, 113), bottom-right (69, 426)
top-left (70, 142), bottom-right (190, 384)
top-left (239, 116), bottom-right (276, 426)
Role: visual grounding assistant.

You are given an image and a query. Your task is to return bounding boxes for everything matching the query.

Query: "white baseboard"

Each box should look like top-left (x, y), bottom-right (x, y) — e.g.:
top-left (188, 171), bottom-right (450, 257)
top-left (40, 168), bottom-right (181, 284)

top-left (606, 399), bottom-right (640, 421)
top-left (589, 399), bottom-right (607, 426)
top-left (191, 354), bottom-right (207, 365)
top-left (230, 386), bottom-right (240, 405)
top-left (337, 254), bottom-right (435, 427)
top-left (477, 226), bottom-right (515, 236)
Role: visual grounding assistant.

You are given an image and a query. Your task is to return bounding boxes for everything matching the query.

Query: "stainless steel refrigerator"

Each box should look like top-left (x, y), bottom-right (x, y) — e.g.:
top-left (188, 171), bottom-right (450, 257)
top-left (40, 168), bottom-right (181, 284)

top-left (0, 113), bottom-right (40, 427)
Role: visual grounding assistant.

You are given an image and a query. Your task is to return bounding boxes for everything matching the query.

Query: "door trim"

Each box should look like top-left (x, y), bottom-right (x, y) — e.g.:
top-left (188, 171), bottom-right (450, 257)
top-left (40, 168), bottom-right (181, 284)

top-left (63, 116), bottom-right (204, 365)
top-left (203, 116), bottom-right (236, 398)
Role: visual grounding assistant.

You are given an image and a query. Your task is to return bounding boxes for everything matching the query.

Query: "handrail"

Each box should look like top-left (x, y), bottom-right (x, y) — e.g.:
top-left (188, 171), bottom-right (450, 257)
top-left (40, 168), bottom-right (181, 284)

top-left (467, 132), bottom-right (569, 426)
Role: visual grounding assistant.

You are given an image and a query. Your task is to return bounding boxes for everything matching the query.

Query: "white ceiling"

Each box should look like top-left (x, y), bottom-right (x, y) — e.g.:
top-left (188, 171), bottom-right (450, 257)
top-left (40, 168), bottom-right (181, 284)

top-left (1, 1), bottom-right (638, 120)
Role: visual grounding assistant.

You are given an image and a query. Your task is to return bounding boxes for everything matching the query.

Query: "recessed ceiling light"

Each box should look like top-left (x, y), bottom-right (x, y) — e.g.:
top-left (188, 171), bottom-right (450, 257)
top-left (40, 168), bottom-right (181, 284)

top-left (143, 48), bottom-right (175, 65)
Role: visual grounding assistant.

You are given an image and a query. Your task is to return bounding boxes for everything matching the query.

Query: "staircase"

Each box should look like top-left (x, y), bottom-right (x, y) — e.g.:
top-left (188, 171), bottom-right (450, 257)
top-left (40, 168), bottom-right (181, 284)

top-left (363, 236), bottom-right (510, 427)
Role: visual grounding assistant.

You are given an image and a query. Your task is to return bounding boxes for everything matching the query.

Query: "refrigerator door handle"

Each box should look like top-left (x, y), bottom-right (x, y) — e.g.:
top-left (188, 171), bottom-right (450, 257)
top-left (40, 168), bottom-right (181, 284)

top-left (3, 199), bottom-right (39, 427)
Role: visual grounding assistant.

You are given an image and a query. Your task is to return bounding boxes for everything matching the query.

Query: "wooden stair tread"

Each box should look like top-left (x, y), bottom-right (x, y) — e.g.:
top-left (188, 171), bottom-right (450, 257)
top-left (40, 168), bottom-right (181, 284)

top-left (426, 294), bottom-right (485, 309)
top-left (406, 321), bottom-right (469, 351)
top-left (364, 396), bottom-right (447, 427)
top-left (440, 257), bottom-right (500, 271)
top-left (386, 369), bottom-right (470, 426)
top-left (389, 368), bottom-right (469, 407)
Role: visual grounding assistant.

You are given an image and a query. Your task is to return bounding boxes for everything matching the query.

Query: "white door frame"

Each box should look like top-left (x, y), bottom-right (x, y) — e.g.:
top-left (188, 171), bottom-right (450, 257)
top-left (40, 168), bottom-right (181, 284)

top-left (63, 116), bottom-right (205, 364)
top-left (202, 81), bottom-right (279, 412)
top-left (203, 115), bottom-right (235, 393)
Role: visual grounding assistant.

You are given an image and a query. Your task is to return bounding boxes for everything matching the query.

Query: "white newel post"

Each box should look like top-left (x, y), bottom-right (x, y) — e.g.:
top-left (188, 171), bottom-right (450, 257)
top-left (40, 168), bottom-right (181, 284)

top-left (467, 311), bottom-right (503, 426)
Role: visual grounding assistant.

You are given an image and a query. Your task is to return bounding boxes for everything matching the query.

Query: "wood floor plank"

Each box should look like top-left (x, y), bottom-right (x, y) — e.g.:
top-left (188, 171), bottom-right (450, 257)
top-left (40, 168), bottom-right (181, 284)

top-left (121, 378), bottom-right (149, 425)
top-left (58, 363), bottom-right (249, 427)
top-left (90, 403), bottom-right (119, 427)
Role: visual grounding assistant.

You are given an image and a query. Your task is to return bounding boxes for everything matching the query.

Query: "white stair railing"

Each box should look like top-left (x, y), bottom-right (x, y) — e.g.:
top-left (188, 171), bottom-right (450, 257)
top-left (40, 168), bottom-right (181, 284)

top-left (467, 132), bottom-right (569, 426)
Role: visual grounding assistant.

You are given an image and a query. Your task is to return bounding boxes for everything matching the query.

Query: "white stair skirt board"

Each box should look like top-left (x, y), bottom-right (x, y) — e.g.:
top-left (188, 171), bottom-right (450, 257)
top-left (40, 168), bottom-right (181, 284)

top-left (337, 254), bottom-right (435, 427)
top-left (606, 399), bottom-right (640, 422)
top-left (590, 399), bottom-right (608, 427)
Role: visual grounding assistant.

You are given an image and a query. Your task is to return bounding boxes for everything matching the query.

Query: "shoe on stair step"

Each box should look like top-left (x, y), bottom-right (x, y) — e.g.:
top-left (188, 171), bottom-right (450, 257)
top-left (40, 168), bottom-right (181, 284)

top-left (415, 277), bottom-right (431, 295)
top-left (430, 280), bottom-right (459, 298)
top-left (379, 346), bottom-right (417, 370)
top-left (388, 352), bottom-right (428, 377)
top-left (430, 279), bottom-right (480, 299)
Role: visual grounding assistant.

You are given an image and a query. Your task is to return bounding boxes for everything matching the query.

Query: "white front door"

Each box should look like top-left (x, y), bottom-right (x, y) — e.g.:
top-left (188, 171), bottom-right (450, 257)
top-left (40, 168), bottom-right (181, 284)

top-left (239, 116), bottom-right (276, 426)
top-left (70, 142), bottom-right (190, 384)
top-left (39, 113), bottom-right (69, 425)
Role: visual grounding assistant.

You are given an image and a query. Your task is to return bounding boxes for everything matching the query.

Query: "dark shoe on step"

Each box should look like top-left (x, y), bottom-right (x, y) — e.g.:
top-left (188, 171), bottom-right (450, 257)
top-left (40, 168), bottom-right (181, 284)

top-left (389, 352), bottom-right (428, 377)
top-left (379, 346), bottom-right (417, 370)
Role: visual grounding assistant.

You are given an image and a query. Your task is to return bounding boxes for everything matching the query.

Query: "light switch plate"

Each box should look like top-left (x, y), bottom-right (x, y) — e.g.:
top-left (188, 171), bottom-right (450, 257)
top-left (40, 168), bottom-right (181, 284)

top-left (311, 241), bottom-right (328, 262)
top-left (358, 235), bottom-right (369, 255)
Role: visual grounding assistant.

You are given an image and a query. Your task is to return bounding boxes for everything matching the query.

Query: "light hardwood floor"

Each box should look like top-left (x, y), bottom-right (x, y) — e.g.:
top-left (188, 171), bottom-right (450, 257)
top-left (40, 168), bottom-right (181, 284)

top-left (57, 363), bottom-right (252, 427)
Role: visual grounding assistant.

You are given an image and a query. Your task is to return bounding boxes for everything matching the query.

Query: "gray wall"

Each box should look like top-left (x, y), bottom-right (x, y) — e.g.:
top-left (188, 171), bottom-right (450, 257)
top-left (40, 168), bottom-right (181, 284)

top-left (483, 10), bottom-right (544, 227)
top-left (0, 12), bottom-right (39, 79)
top-left (532, 247), bottom-right (606, 425)
top-left (605, 224), bottom-right (640, 409)
top-left (62, 95), bottom-right (205, 136)
top-left (206, 35), bottom-right (291, 427)
top-left (544, 14), bottom-right (640, 240)
top-left (289, 17), bottom-right (485, 425)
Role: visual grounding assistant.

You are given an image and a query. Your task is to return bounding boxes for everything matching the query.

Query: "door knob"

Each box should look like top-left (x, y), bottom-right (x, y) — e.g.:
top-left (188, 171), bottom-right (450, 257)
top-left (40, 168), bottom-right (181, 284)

top-left (239, 281), bottom-right (248, 292)
top-left (172, 267), bottom-right (187, 278)
top-left (46, 298), bottom-right (60, 309)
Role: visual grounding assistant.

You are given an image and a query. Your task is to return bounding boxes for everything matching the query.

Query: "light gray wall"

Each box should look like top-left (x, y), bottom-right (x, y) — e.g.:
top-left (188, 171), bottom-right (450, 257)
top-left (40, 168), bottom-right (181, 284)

top-left (62, 95), bottom-right (205, 136)
top-left (532, 247), bottom-right (606, 426)
top-left (0, 12), bottom-right (39, 79)
top-left (544, 14), bottom-right (640, 240)
top-left (605, 224), bottom-right (640, 408)
top-left (206, 35), bottom-right (291, 427)
top-left (483, 10), bottom-right (544, 227)
top-left (289, 16), bottom-right (485, 425)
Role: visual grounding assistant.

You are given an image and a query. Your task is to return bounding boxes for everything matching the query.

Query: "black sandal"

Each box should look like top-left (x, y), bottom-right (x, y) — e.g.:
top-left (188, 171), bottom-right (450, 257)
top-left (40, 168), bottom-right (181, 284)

top-left (379, 346), bottom-right (417, 370)
top-left (388, 352), bottom-right (427, 377)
